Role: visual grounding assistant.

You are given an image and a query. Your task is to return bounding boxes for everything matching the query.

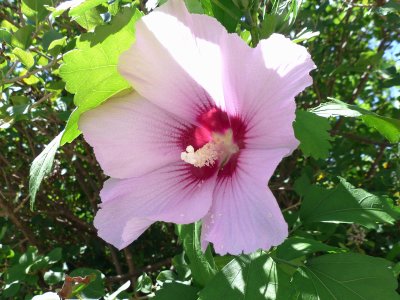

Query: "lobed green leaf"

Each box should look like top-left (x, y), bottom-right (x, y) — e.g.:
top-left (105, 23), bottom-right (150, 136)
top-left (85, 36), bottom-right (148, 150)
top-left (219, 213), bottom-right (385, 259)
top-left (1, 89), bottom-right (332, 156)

top-left (293, 253), bottom-right (400, 300)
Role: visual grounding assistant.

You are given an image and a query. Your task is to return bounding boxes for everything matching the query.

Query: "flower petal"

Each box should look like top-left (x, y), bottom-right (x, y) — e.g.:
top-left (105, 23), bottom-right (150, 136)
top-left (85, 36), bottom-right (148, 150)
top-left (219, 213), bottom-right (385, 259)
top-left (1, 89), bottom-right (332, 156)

top-left (95, 214), bottom-right (154, 250)
top-left (95, 162), bottom-right (217, 249)
top-left (79, 92), bottom-right (191, 178)
top-left (201, 148), bottom-right (289, 255)
top-left (222, 33), bottom-right (316, 152)
top-left (119, 0), bottom-right (228, 122)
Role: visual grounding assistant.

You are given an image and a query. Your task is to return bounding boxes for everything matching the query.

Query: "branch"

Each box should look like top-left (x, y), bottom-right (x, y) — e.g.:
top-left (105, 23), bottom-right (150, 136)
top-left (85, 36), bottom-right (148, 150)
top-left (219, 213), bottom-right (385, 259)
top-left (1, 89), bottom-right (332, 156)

top-left (29, 93), bottom-right (54, 111)
top-left (0, 191), bottom-right (41, 251)
top-left (333, 131), bottom-right (391, 146)
top-left (123, 247), bottom-right (136, 288)
top-left (106, 258), bottom-right (172, 283)
top-left (1, 57), bottom-right (61, 84)
top-left (365, 144), bottom-right (386, 179)
top-left (109, 245), bottom-right (123, 276)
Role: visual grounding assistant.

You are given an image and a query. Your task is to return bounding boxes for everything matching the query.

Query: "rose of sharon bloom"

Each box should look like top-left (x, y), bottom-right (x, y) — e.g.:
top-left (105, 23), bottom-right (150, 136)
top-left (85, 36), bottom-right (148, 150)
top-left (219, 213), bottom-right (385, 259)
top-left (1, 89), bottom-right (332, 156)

top-left (79, 0), bottom-right (315, 255)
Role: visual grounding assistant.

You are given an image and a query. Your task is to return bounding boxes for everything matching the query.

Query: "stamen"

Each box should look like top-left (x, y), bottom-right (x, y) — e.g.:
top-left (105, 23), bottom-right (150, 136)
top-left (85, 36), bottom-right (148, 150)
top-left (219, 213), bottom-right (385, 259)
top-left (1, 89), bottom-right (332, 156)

top-left (181, 142), bottom-right (220, 167)
top-left (181, 129), bottom-right (239, 168)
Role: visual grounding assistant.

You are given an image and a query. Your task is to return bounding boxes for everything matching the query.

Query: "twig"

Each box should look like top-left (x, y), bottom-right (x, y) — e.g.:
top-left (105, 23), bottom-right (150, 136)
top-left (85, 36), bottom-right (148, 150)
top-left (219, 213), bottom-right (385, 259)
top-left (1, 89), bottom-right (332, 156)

top-left (365, 145), bottom-right (386, 179)
top-left (43, 208), bottom-right (96, 234)
top-left (109, 245), bottom-right (123, 276)
top-left (334, 131), bottom-right (391, 146)
top-left (123, 247), bottom-right (136, 288)
top-left (282, 201), bottom-right (301, 212)
top-left (106, 258), bottom-right (172, 283)
top-left (1, 57), bottom-right (61, 84)
top-left (0, 191), bottom-right (40, 251)
top-left (13, 195), bottom-right (30, 213)
top-left (5, 62), bottom-right (18, 78)
top-left (29, 93), bottom-right (54, 112)
top-left (326, 6), bottom-right (354, 96)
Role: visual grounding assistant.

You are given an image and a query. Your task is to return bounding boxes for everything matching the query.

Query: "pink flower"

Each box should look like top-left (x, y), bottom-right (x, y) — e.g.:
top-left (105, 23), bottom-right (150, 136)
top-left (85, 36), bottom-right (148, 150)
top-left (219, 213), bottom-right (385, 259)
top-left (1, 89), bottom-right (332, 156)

top-left (79, 0), bottom-right (315, 255)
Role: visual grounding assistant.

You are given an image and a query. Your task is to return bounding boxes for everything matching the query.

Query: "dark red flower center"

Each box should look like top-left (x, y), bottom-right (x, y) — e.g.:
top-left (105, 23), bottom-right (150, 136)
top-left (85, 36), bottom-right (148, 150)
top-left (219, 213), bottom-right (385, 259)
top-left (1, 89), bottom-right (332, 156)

top-left (180, 107), bottom-right (246, 180)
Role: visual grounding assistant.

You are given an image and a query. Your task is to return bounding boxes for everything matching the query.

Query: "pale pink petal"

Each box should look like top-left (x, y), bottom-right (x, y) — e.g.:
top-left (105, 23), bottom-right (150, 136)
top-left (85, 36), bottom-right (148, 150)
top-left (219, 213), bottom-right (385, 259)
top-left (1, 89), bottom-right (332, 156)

top-left (119, 0), bottom-right (228, 122)
top-left (221, 33), bottom-right (316, 152)
top-left (201, 149), bottom-right (289, 255)
top-left (79, 92), bottom-right (191, 179)
top-left (94, 162), bottom-right (218, 249)
top-left (95, 215), bottom-right (154, 250)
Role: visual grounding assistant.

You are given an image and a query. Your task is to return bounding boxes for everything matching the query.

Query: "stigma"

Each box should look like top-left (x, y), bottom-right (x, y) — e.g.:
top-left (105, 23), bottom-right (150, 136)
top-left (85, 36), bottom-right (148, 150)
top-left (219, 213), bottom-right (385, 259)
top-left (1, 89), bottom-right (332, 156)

top-left (181, 129), bottom-right (239, 168)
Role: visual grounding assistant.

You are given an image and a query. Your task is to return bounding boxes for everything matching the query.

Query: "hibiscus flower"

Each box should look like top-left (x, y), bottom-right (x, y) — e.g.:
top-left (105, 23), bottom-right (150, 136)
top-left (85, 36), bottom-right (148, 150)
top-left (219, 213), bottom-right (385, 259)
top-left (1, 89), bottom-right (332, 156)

top-left (79, 0), bottom-right (315, 255)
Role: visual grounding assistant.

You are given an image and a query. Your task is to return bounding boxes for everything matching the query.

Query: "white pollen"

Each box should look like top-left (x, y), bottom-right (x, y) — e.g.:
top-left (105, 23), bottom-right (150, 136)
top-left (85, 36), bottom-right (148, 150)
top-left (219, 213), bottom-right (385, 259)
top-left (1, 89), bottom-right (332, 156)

top-left (180, 141), bottom-right (220, 168)
top-left (180, 129), bottom-right (239, 168)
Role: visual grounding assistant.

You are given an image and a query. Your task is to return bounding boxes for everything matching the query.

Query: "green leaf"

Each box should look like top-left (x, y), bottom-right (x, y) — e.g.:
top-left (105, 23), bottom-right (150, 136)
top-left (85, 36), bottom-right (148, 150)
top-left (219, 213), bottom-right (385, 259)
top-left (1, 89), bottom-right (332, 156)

top-left (46, 247), bottom-right (62, 264)
top-left (210, 0), bottom-right (242, 32)
top-left (3, 281), bottom-right (21, 297)
top-left (276, 237), bottom-right (339, 261)
top-left (69, 268), bottom-right (105, 299)
top-left (105, 280), bottom-right (131, 300)
top-left (12, 47), bottom-right (35, 69)
top-left (21, 0), bottom-right (52, 24)
top-left (361, 114), bottom-right (400, 143)
top-left (153, 282), bottom-right (199, 300)
top-left (10, 95), bottom-right (30, 106)
top-left (48, 37), bottom-right (67, 56)
top-left (176, 223), bottom-right (217, 286)
top-left (310, 98), bottom-right (400, 142)
top-left (44, 270), bottom-right (65, 285)
top-left (156, 270), bottom-right (178, 283)
top-left (52, 0), bottom-right (107, 17)
top-left (298, 176), bottom-right (397, 228)
top-left (260, 14), bottom-right (278, 39)
top-left (59, 8), bottom-right (142, 145)
top-left (11, 25), bottom-right (34, 50)
top-left (185, 0), bottom-right (205, 13)
top-left (353, 51), bottom-right (383, 71)
top-left (172, 253), bottom-right (191, 280)
top-left (293, 253), bottom-right (400, 300)
top-left (42, 29), bottom-right (63, 50)
top-left (29, 131), bottom-right (63, 210)
top-left (74, 8), bottom-right (104, 31)
top-left (69, 0), bottom-right (108, 17)
top-left (293, 29), bottom-right (320, 43)
top-left (0, 28), bottom-right (12, 45)
top-left (294, 110), bottom-right (332, 159)
top-left (199, 254), bottom-right (295, 300)
top-left (135, 273), bottom-right (152, 294)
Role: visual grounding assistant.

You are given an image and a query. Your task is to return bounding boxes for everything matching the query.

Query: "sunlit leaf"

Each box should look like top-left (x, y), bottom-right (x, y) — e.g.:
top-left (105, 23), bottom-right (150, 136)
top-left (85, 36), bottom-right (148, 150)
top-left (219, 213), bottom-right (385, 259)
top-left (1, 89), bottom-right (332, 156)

top-left (294, 110), bottom-right (332, 159)
top-left (29, 131), bottom-right (63, 209)
top-left (297, 176), bottom-right (398, 228)
top-left (293, 253), bottom-right (399, 300)
top-left (59, 8), bottom-right (142, 144)
top-left (153, 282), bottom-right (199, 300)
top-left (176, 223), bottom-right (217, 286)
top-left (311, 98), bottom-right (400, 142)
top-left (199, 254), bottom-right (295, 300)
